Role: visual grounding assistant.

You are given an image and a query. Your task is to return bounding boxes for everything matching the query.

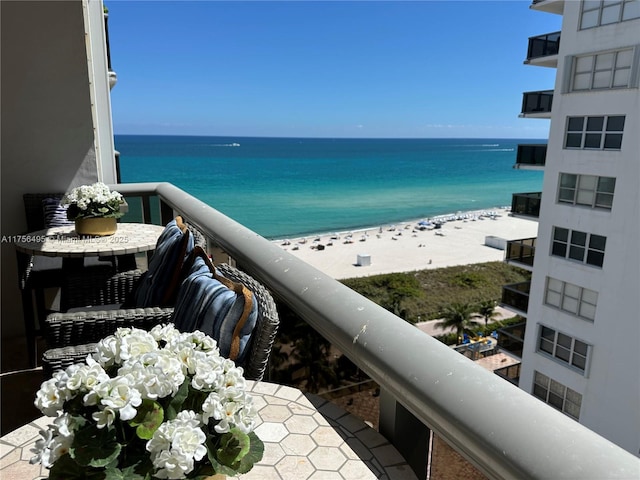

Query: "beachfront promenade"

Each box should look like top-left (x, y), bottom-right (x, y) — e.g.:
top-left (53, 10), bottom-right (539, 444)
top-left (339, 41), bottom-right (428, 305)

top-left (274, 209), bottom-right (539, 280)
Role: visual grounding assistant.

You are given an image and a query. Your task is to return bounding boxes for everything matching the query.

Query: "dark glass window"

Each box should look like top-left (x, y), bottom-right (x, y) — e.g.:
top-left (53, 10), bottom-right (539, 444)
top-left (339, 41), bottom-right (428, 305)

top-left (565, 115), bottom-right (625, 151)
top-left (586, 117), bottom-right (604, 131)
top-left (607, 116), bottom-right (625, 131)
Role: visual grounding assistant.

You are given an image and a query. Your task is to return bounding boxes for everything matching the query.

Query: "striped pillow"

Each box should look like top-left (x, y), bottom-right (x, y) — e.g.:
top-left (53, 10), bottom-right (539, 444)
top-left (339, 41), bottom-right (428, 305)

top-left (42, 198), bottom-right (72, 227)
top-left (134, 217), bottom-right (194, 307)
top-left (172, 248), bottom-right (258, 364)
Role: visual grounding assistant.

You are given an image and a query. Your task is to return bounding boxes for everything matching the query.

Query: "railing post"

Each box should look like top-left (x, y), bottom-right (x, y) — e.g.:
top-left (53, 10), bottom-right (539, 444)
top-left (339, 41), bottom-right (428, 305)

top-left (160, 200), bottom-right (173, 225)
top-left (379, 388), bottom-right (430, 479)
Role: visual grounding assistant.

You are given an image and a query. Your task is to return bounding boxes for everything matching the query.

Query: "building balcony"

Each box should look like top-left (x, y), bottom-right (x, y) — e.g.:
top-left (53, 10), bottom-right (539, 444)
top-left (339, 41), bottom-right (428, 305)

top-left (530, 0), bottom-right (564, 15)
top-left (5, 182), bottom-right (637, 479)
top-left (505, 237), bottom-right (537, 270)
top-left (520, 90), bottom-right (553, 118)
top-left (494, 362), bottom-right (522, 386)
top-left (496, 321), bottom-right (527, 360)
top-left (511, 192), bottom-right (542, 219)
top-left (514, 144), bottom-right (546, 169)
top-left (525, 31), bottom-right (560, 67)
top-left (501, 281), bottom-right (530, 316)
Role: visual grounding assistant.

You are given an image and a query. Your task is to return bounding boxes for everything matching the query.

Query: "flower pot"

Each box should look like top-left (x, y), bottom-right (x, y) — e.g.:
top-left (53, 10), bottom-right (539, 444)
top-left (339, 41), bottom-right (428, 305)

top-left (75, 217), bottom-right (117, 236)
top-left (205, 475), bottom-right (227, 480)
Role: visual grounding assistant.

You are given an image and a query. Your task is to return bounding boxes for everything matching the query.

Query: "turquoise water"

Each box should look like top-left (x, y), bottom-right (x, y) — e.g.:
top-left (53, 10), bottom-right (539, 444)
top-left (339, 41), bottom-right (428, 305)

top-left (116, 136), bottom-right (544, 239)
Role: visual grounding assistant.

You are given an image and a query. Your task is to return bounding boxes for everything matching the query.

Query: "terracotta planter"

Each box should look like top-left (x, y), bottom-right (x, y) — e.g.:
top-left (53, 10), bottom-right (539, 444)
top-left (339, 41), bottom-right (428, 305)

top-left (205, 475), bottom-right (227, 480)
top-left (75, 217), bottom-right (117, 237)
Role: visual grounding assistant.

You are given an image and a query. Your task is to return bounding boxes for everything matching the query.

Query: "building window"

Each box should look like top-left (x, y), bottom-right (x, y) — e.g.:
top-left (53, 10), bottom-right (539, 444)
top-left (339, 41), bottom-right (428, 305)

top-left (558, 173), bottom-right (616, 210)
top-left (565, 115), bottom-right (625, 150)
top-left (580, 0), bottom-right (640, 29)
top-left (571, 49), bottom-right (634, 91)
top-left (538, 325), bottom-right (591, 373)
top-left (545, 277), bottom-right (598, 321)
top-left (533, 371), bottom-right (582, 420)
top-left (552, 227), bottom-right (606, 267)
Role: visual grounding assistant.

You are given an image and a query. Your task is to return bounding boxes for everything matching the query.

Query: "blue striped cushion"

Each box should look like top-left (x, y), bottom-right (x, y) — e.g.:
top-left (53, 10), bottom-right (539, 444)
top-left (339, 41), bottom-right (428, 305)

top-left (134, 218), bottom-right (194, 307)
top-left (172, 254), bottom-right (258, 364)
top-left (42, 198), bottom-right (72, 227)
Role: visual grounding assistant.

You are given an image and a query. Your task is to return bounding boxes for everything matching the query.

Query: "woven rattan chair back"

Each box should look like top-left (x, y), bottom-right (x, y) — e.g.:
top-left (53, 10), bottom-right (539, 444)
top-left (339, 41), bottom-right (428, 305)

top-left (42, 264), bottom-right (279, 382)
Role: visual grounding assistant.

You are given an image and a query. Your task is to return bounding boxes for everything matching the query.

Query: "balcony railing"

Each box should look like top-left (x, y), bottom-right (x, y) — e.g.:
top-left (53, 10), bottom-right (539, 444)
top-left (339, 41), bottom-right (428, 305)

top-left (511, 192), bottom-right (542, 218)
top-left (515, 144), bottom-right (547, 168)
top-left (526, 31), bottom-right (560, 63)
top-left (494, 362), bottom-right (521, 386)
top-left (520, 90), bottom-right (553, 116)
top-left (505, 237), bottom-right (537, 268)
top-left (110, 182), bottom-right (639, 479)
top-left (497, 322), bottom-right (527, 359)
top-left (501, 281), bottom-right (531, 315)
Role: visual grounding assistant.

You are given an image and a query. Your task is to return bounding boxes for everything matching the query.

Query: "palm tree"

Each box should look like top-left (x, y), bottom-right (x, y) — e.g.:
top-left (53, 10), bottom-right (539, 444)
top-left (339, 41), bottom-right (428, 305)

top-left (435, 302), bottom-right (481, 341)
top-left (476, 299), bottom-right (500, 327)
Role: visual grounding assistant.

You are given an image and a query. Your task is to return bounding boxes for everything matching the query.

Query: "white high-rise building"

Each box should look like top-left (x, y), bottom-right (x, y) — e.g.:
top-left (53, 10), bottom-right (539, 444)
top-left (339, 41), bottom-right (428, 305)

top-left (509, 0), bottom-right (640, 456)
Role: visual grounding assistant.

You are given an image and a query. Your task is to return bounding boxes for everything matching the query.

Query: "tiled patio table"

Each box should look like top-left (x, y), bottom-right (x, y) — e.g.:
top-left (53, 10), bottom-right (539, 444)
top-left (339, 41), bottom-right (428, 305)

top-left (14, 223), bottom-right (165, 259)
top-left (0, 381), bottom-right (418, 480)
top-left (14, 223), bottom-right (165, 365)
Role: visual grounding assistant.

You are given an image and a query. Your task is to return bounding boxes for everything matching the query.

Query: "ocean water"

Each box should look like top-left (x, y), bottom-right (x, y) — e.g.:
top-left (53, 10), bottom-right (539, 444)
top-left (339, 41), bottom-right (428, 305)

top-left (116, 136), bottom-right (544, 239)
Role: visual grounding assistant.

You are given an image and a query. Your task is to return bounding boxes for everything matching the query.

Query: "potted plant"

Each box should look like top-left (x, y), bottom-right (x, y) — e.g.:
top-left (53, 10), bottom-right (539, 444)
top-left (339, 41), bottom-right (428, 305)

top-left (30, 324), bottom-right (264, 479)
top-left (61, 182), bottom-right (125, 236)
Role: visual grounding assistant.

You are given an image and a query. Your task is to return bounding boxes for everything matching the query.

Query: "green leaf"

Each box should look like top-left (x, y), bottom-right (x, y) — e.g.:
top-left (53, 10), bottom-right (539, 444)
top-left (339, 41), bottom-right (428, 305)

top-left (236, 432), bottom-right (265, 474)
top-left (216, 428), bottom-right (251, 466)
top-left (129, 400), bottom-right (164, 440)
top-left (104, 464), bottom-right (147, 480)
top-left (70, 423), bottom-right (121, 468)
top-left (206, 429), bottom-right (264, 476)
top-left (49, 453), bottom-right (106, 479)
top-left (165, 379), bottom-right (189, 420)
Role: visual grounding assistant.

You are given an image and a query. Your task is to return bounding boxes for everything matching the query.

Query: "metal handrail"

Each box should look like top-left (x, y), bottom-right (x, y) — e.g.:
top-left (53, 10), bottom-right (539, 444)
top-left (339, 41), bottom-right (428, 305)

top-left (112, 182), bottom-right (640, 479)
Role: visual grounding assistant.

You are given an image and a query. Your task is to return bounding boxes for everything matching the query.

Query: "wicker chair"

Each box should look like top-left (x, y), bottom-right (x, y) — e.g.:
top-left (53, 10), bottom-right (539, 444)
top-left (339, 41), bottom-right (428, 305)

top-left (42, 263), bottom-right (279, 381)
top-left (19, 193), bottom-right (116, 367)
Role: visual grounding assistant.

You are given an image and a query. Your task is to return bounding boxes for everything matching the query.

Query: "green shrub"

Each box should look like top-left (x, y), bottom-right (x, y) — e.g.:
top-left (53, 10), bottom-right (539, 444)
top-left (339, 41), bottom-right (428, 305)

top-left (342, 262), bottom-right (530, 323)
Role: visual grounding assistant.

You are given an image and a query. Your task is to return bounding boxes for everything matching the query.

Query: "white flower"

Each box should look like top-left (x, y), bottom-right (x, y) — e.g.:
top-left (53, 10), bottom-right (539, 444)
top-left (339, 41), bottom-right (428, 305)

top-left (93, 327), bottom-right (157, 366)
top-left (92, 406), bottom-right (117, 428)
top-left (31, 325), bottom-right (260, 477)
top-left (92, 334), bottom-right (121, 367)
top-left (29, 413), bottom-right (75, 468)
top-left (117, 350), bottom-right (185, 400)
top-left (65, 360), bottom-right (109, 392)
top-left (117, 328), bottom-right (158, 362)
top-left (61, 182), bottom-right (124, 220)
top-left (93, 376), bottom-right (142, 421)
top-left (150, 323), bottom-right (183, 343)
top-left (147, 411), bottom-right (206, 479)
top-left (190, 353), bottom-right (225, 390)
top-left (30, 427), bottom-right (55, 467)
top-left (150, 449), bottom-right (196, 480)
top-left (34, 370), bottom-right (72, 417)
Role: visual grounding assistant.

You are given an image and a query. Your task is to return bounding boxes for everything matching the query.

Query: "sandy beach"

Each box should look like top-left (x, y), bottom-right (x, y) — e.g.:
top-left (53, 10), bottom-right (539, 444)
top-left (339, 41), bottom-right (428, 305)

top-left (273, 208), bottom-right (538, 279)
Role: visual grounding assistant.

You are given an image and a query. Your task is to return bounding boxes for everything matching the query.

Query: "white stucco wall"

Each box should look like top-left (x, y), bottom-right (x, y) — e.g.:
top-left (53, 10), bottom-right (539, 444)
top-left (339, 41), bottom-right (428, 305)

top-left (0, 0), bottom-right (111, 342)
top-left (520, 0), bottom-right (640, 455)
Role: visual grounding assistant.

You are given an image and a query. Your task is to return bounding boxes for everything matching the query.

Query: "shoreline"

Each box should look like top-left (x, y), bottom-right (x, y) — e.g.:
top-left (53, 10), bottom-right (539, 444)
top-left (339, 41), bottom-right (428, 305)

top-left (272, 207), bottom-right (539, 279)
top-left (268, 206), bottom-right (512, 243)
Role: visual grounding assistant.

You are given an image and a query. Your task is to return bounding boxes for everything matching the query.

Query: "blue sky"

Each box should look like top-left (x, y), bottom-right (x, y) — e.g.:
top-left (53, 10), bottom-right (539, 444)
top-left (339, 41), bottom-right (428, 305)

top-left (108, 1), bottom-right (560, 138)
